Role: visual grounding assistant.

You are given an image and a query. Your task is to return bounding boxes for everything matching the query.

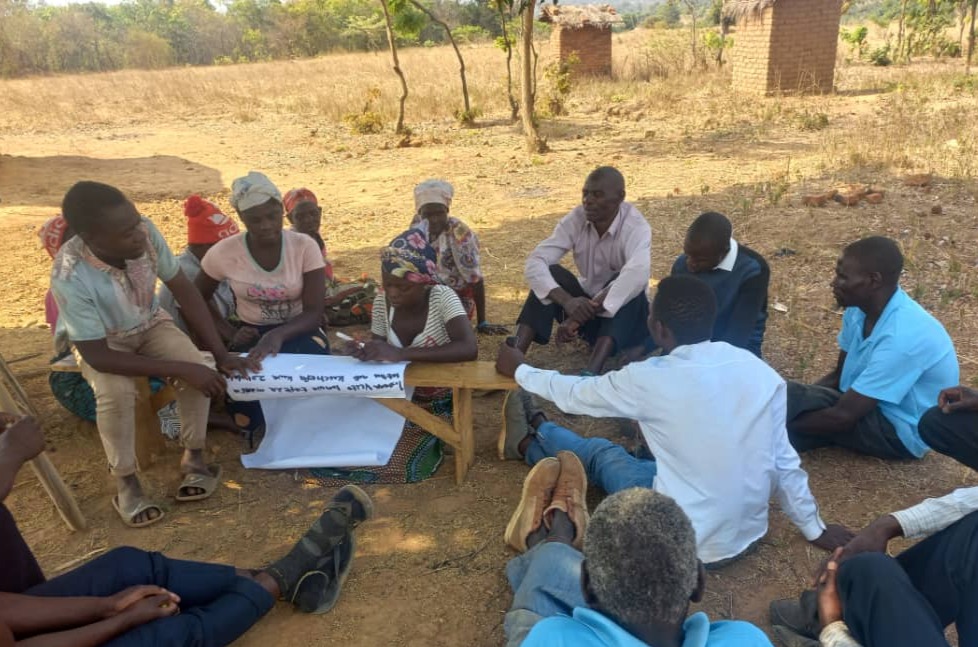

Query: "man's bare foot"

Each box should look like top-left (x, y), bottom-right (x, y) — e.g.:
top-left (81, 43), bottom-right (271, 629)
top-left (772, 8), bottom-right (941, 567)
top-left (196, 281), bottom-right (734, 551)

top-left (179, 449), bottom-right (212, 498)
top-left (116, 474), bottom-right (161, 525)
top-left (207, 410), bottom-right (242, 434)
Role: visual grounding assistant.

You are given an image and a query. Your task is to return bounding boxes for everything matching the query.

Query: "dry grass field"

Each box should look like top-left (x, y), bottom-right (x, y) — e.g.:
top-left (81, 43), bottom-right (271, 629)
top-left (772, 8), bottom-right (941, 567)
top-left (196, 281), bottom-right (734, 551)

top-left (1, 27), bottom-right (977, 646)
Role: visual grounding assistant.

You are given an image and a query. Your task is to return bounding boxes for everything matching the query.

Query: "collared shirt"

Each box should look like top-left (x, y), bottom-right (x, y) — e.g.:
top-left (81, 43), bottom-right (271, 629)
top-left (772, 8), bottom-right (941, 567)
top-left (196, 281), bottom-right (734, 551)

top-left (523, 609), bottom-right (772, 647)
top-left (715, 238), bottom-right (738, 271)
top-left (838, 288), bottom-right (959, 457)
top-left (51, 218), bottom-right (178, 349)
top-left (515, 341), bottom-right (826, 563)
top-left (411, 216), bottom-right (483, 290)
top-left (524, 202), bottom-right (651, 317)
top-left (158, 248), bottom-right (236, 334)
top-left (891, 486), bottom-right (978, 539)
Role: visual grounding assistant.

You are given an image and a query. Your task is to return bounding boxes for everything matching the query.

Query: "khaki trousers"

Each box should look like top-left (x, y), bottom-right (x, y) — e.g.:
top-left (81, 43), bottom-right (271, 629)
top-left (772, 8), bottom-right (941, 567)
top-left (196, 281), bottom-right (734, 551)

top-left (77, 320), bottom-right (210, 477)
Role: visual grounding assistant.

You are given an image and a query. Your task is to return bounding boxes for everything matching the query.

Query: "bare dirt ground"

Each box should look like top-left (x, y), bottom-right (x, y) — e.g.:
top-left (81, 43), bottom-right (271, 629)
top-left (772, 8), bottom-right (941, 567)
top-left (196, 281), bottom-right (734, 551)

top-left (1, 41), bottom-right (977, 646)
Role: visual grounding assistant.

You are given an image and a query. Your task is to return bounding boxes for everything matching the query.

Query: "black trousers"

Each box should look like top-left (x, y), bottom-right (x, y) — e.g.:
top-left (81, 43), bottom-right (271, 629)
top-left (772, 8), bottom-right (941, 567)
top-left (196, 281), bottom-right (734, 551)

top-left (517, 265), bottom-right (650, 353)
top-left (918, 406), bottom-right (978, 472)
top-left (785, 382), bottom-right (914, 460)
top-left (839, 510), bottom-right (978, 647)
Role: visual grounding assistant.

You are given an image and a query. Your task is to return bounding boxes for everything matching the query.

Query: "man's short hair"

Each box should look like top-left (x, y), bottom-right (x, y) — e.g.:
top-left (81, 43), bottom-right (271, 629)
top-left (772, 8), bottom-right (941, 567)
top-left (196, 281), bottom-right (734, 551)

top-left (61, 181), bottom-right (128, 234)
top-left (843, 236), bottom-right (904, 286)
top-left (587, 166), bottom-right (625, 194)
top-left (584, 488), bottom-right (699, 627)
top-left (687, 212), bottom-right (732, 248)
top-left (652, 275), bottom-right (717, 346)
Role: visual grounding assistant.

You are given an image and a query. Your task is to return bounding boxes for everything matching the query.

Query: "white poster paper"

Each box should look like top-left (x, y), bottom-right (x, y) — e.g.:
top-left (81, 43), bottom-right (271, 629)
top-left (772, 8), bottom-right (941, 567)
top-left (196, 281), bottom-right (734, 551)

top-left (229, 355), bottom-right (412, 470)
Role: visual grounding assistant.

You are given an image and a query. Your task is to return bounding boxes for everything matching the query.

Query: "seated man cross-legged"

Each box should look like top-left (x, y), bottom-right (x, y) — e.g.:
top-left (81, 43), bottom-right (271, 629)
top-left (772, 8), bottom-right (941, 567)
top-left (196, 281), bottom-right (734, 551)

top-left (772, 385), bottom-right (978, 646)
top-left (513, 166), bottom-right (652, 376)
top-left (786, 236), bottom-right (959, 460)
top-left (504, 482), bottom-right (774, 647)
top-left (497, 275), bottom-right (850, 566)
top-left (671, 211), bottom-right (769, 357)
top-left (0, 414), bottom-right (374, 646)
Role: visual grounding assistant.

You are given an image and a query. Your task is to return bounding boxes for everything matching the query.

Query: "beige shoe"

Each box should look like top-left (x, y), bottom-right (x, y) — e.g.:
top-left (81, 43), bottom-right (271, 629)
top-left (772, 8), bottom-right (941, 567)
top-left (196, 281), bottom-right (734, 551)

top-left (504, 457), bottom-right (561, 552)
top-left (543, 451), bottom-right (590, 550)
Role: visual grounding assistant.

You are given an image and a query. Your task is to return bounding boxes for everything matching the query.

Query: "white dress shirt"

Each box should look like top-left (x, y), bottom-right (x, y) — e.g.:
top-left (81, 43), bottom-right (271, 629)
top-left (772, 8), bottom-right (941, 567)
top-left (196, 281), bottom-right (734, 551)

top-left (523, 202), bottom-right (651, 317)
top-left (891, 485), bottom-right (978, 539)
top-left (715, 238), bottom-right (738, 271)
top-left (515, 340), bottom-right (826, 563)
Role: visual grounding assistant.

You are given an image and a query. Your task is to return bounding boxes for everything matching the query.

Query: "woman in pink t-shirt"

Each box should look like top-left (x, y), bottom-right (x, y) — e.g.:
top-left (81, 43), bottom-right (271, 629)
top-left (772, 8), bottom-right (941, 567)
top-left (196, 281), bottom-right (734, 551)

top-left (196, 172), bottom-right (329, 434)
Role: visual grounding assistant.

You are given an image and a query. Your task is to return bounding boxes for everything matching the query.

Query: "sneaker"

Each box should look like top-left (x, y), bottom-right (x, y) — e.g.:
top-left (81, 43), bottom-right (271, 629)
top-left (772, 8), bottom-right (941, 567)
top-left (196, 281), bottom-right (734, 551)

top-left (498, 388), bottom-right (533, 460)
top-left (770, 591), bottom-right (820, 640)
top-left (772, 625), bottom-right (821, 647)
top-left (267, 485), bottom-right (373, 602)
top-left (504, 457), bottom-right (561, 552)
top-left (544, 451), bottom-right (589, 549)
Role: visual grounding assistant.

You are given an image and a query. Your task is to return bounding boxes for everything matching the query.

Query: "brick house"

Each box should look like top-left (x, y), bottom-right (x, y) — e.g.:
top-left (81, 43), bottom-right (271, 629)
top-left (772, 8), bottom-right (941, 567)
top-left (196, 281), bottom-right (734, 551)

top-left (539, 4), bottom-right (623, 76)
top-left (725, 0), bottom-right (844, 95)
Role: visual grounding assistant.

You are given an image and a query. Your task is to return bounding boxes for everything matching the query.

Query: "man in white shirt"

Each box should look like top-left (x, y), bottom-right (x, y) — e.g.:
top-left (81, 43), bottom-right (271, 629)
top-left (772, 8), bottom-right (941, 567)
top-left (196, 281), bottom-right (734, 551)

top-left (497, 274), bottom-right (851, 566)
top-left (772, 383), bottom-right (978, 647)
top-left (514, 167), bottom-right (652, 376)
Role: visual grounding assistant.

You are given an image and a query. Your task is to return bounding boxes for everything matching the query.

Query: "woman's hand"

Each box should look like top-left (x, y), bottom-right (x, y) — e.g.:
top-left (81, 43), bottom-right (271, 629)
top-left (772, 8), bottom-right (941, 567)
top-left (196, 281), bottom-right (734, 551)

top-left (248, 330), bottom-right (285, 362)
top-left (352, 341), bottom-right (404, 363)
top-left (104, 586), bottom-right (180, 618)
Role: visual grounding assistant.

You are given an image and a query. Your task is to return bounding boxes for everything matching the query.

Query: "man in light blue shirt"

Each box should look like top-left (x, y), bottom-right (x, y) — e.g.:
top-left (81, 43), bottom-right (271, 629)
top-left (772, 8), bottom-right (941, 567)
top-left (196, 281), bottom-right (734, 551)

top-left (504, 486), bottom-right (773, 647)
top-left (786, 236), bottom-right (959, 459)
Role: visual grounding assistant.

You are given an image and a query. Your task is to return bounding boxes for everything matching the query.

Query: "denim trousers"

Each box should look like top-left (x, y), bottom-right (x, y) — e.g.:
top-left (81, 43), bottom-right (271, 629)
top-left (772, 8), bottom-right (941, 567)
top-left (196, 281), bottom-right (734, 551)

top-left (503, 541), bottom-right (586, 647)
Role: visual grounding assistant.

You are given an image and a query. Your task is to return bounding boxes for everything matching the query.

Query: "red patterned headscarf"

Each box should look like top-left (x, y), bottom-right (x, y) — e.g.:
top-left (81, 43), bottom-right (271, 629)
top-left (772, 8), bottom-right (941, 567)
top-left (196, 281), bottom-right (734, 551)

top-left (283, 188), bottom-right (318, 215)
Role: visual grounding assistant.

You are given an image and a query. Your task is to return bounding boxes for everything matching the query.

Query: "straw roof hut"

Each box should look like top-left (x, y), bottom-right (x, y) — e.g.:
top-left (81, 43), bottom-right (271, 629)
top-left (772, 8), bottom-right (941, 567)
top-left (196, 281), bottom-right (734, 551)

top-left (539, 4), bottom-right (623, 76)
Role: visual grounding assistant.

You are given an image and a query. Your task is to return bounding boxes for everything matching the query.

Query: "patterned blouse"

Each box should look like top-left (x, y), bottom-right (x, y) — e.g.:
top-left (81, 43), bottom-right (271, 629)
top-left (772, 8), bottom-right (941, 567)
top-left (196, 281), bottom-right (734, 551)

top-left (410, 216), bottom-right (483, 290)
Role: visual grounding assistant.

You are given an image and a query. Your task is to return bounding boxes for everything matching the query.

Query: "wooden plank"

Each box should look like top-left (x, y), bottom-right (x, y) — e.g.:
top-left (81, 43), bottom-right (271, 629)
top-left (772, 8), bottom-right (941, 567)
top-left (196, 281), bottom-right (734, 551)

top-left (0, 356), bottom-right (87, 531)
top-left (134, 378), bottom-right (167, 469)
top-left (375, 398), bottom-right (461, 446)
top-left (404, 361), bottom-right (517, 390)
top-left (452, 387), bottom-right (475, 485)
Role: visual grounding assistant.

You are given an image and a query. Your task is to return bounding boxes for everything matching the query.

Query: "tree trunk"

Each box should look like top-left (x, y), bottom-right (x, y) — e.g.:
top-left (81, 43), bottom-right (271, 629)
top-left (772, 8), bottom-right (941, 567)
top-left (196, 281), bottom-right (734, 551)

top-left (968, 0), bottom-right (978, 71)
top-left (520, 1), bottom-right (545, 153)
top-left (897, 0), bottom-right (908, 61)
top-left (497, 1), bottom-right (518, 121)
top-left (683, 0), bottom-right (698, 66)
top-left (409, 0), bottom-right (471, 121)
top-left (379, 0), bottom-right (408, 134)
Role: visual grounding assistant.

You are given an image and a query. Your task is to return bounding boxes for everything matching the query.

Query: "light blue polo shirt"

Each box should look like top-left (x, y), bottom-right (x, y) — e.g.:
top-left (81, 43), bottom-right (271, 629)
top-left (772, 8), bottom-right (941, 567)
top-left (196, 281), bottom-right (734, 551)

top-left (51, 218), bottom-right (180, 348)
top-left (838, 288), bottom-right (959, 457)
top-left (522, 609), bottom-right (772, 647)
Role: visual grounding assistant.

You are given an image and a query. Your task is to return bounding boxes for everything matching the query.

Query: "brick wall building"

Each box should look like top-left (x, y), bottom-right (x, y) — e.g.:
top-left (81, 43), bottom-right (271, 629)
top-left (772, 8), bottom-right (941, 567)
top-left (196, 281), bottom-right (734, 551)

top-left (539, 5), bottom-right (622, 77)
top-left (726, 0), bottom-right (843, 95)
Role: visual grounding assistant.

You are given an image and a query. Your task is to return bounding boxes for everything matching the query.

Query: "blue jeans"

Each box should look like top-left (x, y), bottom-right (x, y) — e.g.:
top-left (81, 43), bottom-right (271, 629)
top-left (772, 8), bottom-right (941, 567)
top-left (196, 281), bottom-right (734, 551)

top-left (524, 421), bottom-right (656, 493)
top-left (504, 541), bottom-right (586, 647)
top-left (27, 547), bottom-right (275, 647)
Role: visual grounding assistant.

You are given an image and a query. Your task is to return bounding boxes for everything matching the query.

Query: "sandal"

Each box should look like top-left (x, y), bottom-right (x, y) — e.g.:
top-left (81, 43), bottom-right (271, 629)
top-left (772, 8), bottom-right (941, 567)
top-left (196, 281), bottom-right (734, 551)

top-left (175, 464), bottom-right (223, 502)
top-left (112, 494), bottom-right (165, 528)
top-left (293, 533), bottom-right (357, 614)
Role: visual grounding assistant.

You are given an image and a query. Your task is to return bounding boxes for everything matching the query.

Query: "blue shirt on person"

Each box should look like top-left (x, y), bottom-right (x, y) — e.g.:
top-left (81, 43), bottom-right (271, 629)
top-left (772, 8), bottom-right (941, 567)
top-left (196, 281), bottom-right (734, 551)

top-left (838, 287), bottom-right (959, 457)
top-left (522, 609), bottom-right (773, 647)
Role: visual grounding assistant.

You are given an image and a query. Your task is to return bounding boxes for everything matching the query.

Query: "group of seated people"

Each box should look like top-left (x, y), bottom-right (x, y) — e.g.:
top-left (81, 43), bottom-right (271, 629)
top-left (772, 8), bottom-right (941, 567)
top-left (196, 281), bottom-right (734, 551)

top-left (0, 165), bottom-right (974, 646)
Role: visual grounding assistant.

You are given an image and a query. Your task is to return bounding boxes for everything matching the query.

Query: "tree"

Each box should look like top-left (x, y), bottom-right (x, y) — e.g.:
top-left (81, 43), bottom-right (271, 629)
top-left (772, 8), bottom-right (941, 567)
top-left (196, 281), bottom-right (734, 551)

top-left (517, 0), bottom-right (545, 152)
top-left (490, 0), bottom-right (519, 121)
top-left (967, 0), bottom-right (977, 69)
top-left (378, 0), bottom-right (409, 133)
top-left (408, 0), bottom-right (472, 122)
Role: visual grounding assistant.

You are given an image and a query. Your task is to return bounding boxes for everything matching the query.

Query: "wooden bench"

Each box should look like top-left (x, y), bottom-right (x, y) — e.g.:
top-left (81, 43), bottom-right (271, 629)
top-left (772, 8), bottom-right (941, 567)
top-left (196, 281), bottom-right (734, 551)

top-left (1, 355), bottom-right (86, 531)
top-left (376, 361), bottom-right (517, 484)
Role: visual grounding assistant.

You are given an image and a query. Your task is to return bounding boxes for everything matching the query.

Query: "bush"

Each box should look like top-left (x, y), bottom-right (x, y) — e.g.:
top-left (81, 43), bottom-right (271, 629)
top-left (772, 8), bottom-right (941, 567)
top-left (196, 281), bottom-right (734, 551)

top-left (451, 25), bottom-right (490, 44)
top-left (796, 109), bottom-right (829, 132)
top-left (343, 87), bottom-right (385, 134)
top-left (869, 45), bottom-right (892, 66)
top-left (542, 53), bottom-right (579, 117)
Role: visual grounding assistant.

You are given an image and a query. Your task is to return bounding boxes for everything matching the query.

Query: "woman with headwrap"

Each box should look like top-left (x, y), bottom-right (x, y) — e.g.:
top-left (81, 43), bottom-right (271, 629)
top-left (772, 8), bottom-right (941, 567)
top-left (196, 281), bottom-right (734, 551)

top-left (410, 179), bottom-right (509, 335)
top-left (313, 229), bottom-right (477, 484)
top-left (195, 171), bottom-right (330, 435)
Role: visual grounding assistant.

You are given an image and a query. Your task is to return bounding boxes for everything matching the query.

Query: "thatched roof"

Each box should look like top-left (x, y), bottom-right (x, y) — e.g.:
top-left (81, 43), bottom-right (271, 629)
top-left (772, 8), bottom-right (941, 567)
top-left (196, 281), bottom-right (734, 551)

top-left (538, 4), bottom-right (624, 29)
top-left (723, 0), bottom-right (778, 21)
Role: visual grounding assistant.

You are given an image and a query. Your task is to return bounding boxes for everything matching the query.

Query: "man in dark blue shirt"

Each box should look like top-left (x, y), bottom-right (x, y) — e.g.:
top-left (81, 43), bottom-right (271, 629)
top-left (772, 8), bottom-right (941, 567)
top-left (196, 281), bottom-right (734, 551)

top-left (671, 212), bottom-right (769, 357)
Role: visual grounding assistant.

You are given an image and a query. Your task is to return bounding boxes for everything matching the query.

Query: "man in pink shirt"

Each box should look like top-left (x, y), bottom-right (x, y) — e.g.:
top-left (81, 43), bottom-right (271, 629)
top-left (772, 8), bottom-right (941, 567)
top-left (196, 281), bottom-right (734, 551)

top-left (514, 167), bottom-right (652, 375)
